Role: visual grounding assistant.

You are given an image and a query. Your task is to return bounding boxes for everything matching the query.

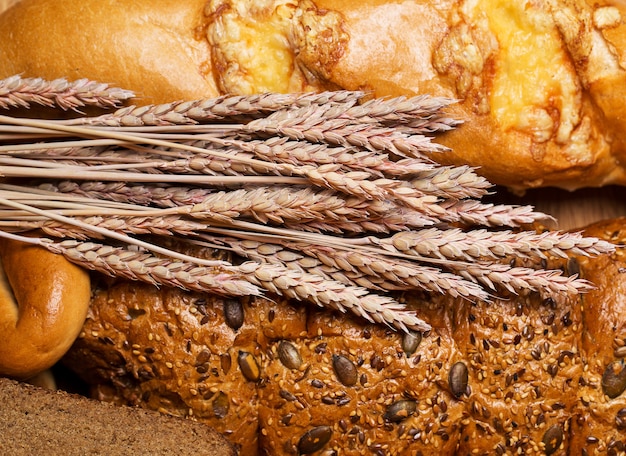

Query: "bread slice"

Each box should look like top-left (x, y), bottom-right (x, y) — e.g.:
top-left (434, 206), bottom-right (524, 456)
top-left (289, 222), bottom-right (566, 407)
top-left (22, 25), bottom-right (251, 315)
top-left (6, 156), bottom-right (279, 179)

top-left (0, 377), bottom-right (236, 455)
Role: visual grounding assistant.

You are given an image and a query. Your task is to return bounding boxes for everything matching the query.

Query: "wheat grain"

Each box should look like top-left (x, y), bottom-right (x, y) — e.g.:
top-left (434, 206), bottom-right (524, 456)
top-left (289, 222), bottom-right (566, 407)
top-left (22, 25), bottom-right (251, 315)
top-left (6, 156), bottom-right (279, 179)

top-left (0, 77), bottom-right (616, 332)
top-left (222, 237), bottom-right (490, 300)
top-left (453, 262), bottom-right (595, 297)
top-left (339, 94), bottom-right (455, 124)
top-left (37, 182), bottom-right (436, 233)
top-left (40, 238), bottom-right (261, 297)
top-left (0, 75), bottom-right (133, 111)
top-left (386, 228), bottom-right (616, 262)
top-left (410, 165), bottom-right (492, 199)
top-left (237, 260), bottom-right (430, 332)
top-left (242, 105), bottom-right (448, 158)
top-left (435, 200), bottom-right (552, 228)
top-left (74, 91), bottom-right (367, 126)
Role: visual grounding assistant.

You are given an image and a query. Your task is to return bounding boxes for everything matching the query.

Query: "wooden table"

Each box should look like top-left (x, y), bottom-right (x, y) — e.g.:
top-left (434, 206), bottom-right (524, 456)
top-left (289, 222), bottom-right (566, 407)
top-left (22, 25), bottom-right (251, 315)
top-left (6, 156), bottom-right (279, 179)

top-left (492, 186), bottom-right (626, 231)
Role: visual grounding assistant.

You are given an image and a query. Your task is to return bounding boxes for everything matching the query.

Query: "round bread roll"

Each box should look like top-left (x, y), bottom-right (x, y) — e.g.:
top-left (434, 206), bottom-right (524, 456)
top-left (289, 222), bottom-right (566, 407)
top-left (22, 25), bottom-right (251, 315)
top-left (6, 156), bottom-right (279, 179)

top-left (1, 0), bottom-right (626, 191)
top-left (0, 238), bottom-right (91, 379)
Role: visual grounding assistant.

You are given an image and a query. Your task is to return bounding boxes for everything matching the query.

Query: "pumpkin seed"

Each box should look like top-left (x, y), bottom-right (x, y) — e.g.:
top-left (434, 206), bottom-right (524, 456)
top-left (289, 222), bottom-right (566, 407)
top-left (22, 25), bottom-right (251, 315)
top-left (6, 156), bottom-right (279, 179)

top-left (297, 426), bottom-right (332, 454)
top-left (277, 341), bottom-right (302, 370)
top-left (542, 425), bottom-right (563, 455)
top-left (212, 392), bottom-right (229, 419)
top-left (195, 349), bottom-right (211, 365)
top-left (602, 360), bottom-right (626, 399)
top-left (223, 298), bottom-right (244, 330)
top-left (332, 354), bottom-right (357, 386)
top-left (384, 399), bottom-right (417, 423)
top-left (566, 257), bottom-right (580, 276)
top-left (401, 331), bottom-right (422, 356)
top-left (449, 361), bottom-right (469, 398)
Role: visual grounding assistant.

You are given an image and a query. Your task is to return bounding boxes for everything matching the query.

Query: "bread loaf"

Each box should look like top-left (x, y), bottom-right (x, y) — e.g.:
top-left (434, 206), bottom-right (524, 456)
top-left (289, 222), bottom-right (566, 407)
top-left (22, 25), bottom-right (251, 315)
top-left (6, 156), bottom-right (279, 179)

top-left (2, 0), bottom-right (626, 191)
top-left (0, 377), bottom-right (236, 455)
top-left (62, 218), bottom-right (626, 455)
top-left (0, 238), bottom-right (91, 379)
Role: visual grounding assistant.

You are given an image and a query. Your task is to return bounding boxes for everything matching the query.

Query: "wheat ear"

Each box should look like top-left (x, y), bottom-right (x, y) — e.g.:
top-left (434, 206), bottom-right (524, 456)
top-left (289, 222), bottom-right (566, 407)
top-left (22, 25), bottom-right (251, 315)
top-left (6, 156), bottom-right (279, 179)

top-left (236, 261), bottom-right (431, 332)
top-left (0, 75), bottom-right (134, 111)
top-left (385, 228), bottom-right (616, 261)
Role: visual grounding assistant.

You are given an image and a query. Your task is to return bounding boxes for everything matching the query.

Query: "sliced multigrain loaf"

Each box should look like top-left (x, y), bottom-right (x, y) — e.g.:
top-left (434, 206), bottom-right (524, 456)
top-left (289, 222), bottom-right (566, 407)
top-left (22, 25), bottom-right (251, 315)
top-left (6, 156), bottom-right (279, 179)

top-left (0, 377), bottom-right (236, 456)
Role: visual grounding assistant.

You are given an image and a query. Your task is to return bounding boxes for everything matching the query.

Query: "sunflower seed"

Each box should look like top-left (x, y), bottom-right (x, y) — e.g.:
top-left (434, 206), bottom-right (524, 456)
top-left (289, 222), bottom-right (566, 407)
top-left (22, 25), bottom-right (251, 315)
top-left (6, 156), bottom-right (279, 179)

top-left (238, 350), bottom-right (261, 382)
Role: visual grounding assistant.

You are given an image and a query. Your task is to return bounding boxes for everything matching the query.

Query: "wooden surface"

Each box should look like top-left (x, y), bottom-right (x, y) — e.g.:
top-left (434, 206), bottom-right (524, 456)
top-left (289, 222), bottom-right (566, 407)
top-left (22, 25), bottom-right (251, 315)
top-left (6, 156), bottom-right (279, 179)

top-left (492, 186), bottom-right (626, 231)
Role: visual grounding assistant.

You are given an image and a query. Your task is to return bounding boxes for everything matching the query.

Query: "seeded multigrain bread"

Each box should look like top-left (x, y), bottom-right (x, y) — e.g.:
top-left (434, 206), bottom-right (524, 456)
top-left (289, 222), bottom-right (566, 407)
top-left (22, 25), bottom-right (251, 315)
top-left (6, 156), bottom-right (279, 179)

top-left (60, 217), bottom-right (626, 455)
top-left (63, 281), bottom-right (467, 455)
top-left (2, 0), bottom-right (626, 191)
top-left (568, 219), bottom-right (626, 454)
top-left (0, 377), bottom-right (235, 456)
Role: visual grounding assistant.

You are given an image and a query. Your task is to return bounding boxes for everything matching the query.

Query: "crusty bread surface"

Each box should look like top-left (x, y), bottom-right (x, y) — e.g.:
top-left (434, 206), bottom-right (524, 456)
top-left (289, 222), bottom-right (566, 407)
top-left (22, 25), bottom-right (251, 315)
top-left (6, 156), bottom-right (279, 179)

top-left (2, 0), bottom-right (626, 191)
top-left (0, 238), bottom-right (91, 379)
top-left (61, 218), bottom-right (626, 455)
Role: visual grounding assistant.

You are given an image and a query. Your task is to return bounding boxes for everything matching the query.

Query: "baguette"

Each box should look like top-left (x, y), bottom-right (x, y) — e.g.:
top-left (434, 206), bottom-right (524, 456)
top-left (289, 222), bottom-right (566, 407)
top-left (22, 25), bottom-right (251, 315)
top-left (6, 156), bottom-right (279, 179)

top-left (2, 0), bottom-right (626, 191)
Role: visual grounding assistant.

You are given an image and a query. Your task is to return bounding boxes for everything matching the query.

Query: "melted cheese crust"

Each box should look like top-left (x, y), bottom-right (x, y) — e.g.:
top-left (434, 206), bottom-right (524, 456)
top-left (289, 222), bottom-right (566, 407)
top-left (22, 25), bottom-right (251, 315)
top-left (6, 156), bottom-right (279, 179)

top-left (206, 0), bottom-right (346, 94)
top-left (479, 0), bottom-right (581, 145)
top-left (206, 0), bottom-right (623, 172)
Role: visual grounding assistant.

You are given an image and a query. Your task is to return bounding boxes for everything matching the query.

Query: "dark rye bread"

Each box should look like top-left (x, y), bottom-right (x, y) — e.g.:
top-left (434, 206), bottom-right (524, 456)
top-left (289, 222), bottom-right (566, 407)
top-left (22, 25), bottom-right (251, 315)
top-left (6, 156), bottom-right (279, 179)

top-left (0, 377), bottom-right (236, 455)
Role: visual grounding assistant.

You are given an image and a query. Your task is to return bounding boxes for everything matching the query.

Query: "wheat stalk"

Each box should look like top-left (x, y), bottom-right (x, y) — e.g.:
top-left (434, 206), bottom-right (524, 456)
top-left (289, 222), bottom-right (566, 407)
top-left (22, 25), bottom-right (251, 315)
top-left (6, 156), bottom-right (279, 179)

top-left (0, 75), bottom-right (615, 332)
top-left (72, 90), bottom-right (366, 126)
top-left (10, 183), bottom-right (435, 234)
top-left (0, 75), bottom-right (134, 111)
top-left (41, 238), bottom-right (261, 297)
top-left (451, 262), bottom-right (595, 296)
top-left (242, 105), bottom-right (448, 158)
top-left (409, 165), bottom-right (492, 199)
top-left (384, 228), bottom-right (616, 261)
top-left (218, 237), bottom-right (491, 299)
top-left (29, 233), bottom-right (429, 332)
top-left (236, 260), bottom-right (430, 332)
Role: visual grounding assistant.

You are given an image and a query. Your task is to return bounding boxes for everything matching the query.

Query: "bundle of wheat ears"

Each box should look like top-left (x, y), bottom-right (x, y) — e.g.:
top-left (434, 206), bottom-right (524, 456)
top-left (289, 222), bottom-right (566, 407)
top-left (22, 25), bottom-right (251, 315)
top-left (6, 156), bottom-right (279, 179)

top-left (0, 75), bottom-right (617, 332)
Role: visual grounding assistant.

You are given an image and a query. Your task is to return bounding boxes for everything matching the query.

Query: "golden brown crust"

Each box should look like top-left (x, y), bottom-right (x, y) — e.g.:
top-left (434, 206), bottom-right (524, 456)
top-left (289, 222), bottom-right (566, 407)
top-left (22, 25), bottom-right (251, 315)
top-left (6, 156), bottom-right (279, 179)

top-left (65, 282), bottom-right (290, 455)
top-left (61, 218), bottom-right (626, 455)
top-left (65, 281), bottom-right (469, 455)
top-left (0, 238), bottom-right (91, 379)
top-left (312, 0), bottom-right (626, 191)
top-left (2, 0), bottom-right (626, 190)
top-left (3, 0), bottom-right (626, 190)
top-left (0, 0), bottom-right (219, 105)
top-left (567, 218), bottom-right (626, 454)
